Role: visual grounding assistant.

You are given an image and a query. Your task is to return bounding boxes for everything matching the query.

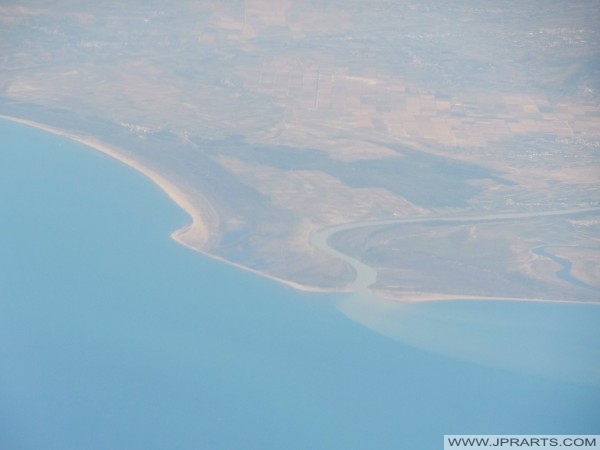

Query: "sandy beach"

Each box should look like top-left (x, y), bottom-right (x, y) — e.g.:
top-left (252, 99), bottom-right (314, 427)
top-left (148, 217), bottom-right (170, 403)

top-left (0, 114), bottom-right (335, 295)
top-left (0, 114), bottom-right (211, 248)
top-left (376, 289), bottom-right (600, 305)
top-left (3, 113), bottom-right (597, 305)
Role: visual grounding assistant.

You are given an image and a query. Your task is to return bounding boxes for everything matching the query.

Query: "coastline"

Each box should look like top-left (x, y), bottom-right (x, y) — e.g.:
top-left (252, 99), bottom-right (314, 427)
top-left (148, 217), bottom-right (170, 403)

top-left (311, 204), bottom-right (600, 306)
top-left (3, 113), bottom-right (598, 306)
top-left (0, 114), bottom-right (211, 248)
top-left (0, 114), bottom-right (334, 296)
top-left (376, 290), bottom-right (600, 305)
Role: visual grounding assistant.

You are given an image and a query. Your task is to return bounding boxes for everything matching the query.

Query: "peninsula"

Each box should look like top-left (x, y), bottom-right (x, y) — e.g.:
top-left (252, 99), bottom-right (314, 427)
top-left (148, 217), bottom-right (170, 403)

top-left (1, 1), bottom-right (599, 303)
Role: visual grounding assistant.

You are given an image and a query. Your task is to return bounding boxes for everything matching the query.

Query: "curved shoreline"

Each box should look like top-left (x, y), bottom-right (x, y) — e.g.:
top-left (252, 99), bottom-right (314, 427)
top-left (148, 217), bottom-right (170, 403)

top-left (0, 114), bottom-right (211, 249)
top-left (4, 113), bottom-right (599, 305)
top-left (0, 114), bottom-right (334, 295)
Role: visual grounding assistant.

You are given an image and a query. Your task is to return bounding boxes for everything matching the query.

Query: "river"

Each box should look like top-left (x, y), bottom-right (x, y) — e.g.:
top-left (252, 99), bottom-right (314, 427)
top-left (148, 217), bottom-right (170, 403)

top-left (1, 118), bottom-right (599, 449)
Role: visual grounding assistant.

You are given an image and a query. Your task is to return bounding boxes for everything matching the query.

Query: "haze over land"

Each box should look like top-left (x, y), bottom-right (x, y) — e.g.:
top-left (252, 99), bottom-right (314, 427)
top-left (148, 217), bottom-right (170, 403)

top-left (1, 0), bottom-right (599, 302)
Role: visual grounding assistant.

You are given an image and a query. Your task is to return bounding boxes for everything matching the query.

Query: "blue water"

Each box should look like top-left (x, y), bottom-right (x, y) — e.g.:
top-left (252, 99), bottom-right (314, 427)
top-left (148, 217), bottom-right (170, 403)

top-left (1, 119), bottom-right (599, 450)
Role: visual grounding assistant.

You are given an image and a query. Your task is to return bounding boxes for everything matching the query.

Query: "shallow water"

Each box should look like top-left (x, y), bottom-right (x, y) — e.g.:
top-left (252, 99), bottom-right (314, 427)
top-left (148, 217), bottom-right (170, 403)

top-left (1, 119), bottom-right (599, 449)
top-left (339, 292), bottom-right (600, 386)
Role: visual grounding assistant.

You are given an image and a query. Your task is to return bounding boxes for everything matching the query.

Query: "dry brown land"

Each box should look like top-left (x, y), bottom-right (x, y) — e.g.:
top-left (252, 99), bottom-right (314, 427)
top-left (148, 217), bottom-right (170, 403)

top-left (1, 1), bottom-right (599, 302)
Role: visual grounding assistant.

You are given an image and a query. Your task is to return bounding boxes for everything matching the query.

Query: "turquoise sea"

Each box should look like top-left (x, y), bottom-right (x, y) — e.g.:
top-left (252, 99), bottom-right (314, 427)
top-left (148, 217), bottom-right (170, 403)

top-left (1, 119), bottom-right (599, 450)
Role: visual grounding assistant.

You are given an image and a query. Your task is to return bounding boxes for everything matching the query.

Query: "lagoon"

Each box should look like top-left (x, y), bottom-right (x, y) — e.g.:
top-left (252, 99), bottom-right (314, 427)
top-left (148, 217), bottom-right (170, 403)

top-left (1, 119), bottom-right (599, 449)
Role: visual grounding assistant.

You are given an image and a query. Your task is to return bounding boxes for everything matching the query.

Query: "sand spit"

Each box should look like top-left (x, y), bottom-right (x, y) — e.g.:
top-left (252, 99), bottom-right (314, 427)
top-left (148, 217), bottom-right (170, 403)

top-left (376, 290), bottom-right (600, 305)
top-left (0, 114), bottom-right (335, 296)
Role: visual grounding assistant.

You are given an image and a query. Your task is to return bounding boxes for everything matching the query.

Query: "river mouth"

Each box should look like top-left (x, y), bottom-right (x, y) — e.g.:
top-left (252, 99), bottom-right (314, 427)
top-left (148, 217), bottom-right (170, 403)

top-left (337, 292), bottom-right (600, 387)
top-left (310, 209), bottom-right (600, 386)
